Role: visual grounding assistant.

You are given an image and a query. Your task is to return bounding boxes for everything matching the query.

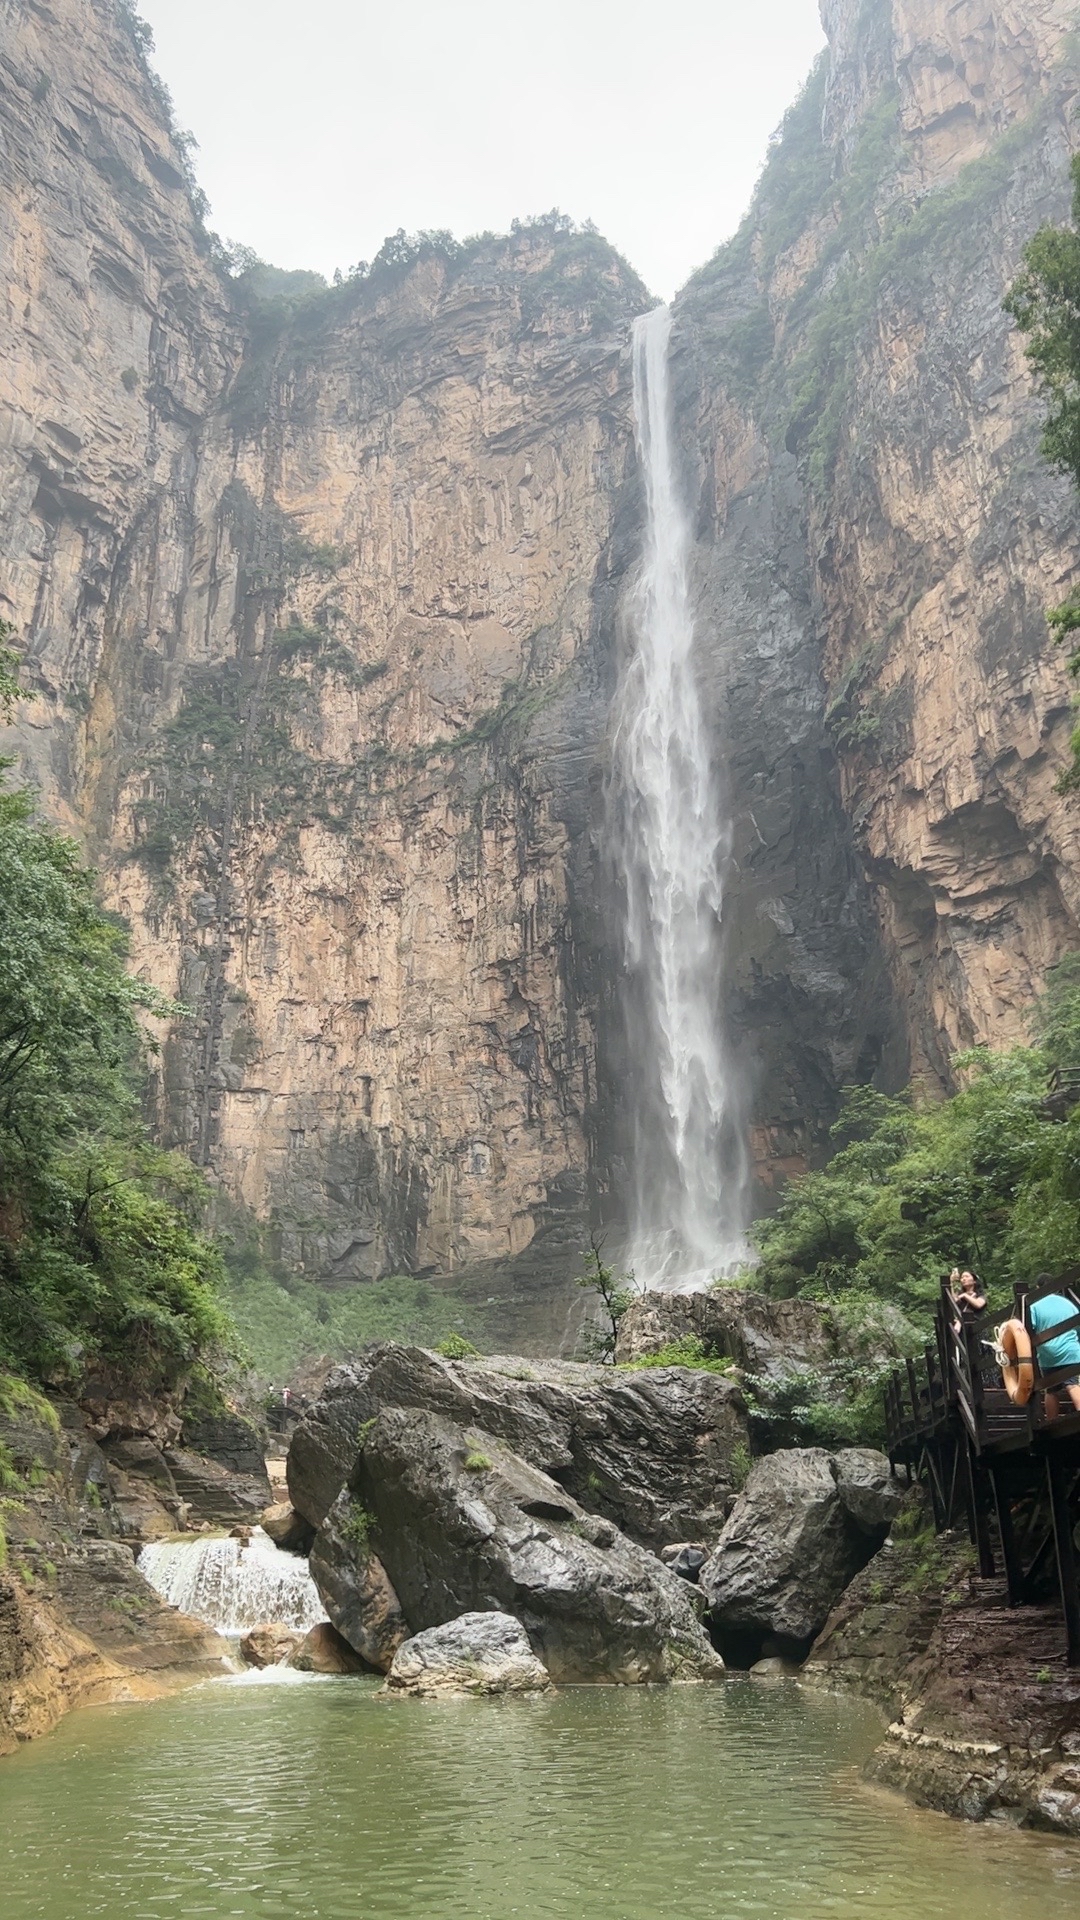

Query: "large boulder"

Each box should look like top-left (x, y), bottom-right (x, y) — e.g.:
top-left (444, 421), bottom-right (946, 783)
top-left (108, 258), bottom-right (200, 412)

top-left (616, 1289), bottom-right (913, 1382)
top-left (308, 1494), bottom-right (410, 1673)
top-left (701, 1446), bottom-right (901, 1649)
top-left (386, 1612), bottom-right (552, 1697)
top-left (260, 1501), bottom-right (315, 1555)
top-left (615, 1290), bottom-right (840, 1377)
top-left (832, 1448), bottom-right (907, 1534)
top-left (346, 1406), bottom-right (724, 1684)
top-left (289, 1622), bottom-right (369, 1674)
top-left (287, 1343), bottom-right (748, 1549)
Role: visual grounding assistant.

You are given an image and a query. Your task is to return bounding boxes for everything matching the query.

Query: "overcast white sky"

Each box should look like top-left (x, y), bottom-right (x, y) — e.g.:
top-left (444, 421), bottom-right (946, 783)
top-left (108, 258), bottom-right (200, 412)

top-left (136, 1), bottom-right (826, 300)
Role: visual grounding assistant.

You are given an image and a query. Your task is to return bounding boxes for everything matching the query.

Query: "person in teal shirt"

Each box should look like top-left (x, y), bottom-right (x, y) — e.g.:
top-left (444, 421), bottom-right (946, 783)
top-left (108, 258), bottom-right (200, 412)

top-left (1029, 1283), bottom-right (1080, 1419)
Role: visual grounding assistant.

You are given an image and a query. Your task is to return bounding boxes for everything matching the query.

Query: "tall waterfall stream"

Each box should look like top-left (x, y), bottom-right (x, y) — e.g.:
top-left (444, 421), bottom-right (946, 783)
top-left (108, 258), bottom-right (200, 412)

top-left (613, 305), bottom-right (747, 1290)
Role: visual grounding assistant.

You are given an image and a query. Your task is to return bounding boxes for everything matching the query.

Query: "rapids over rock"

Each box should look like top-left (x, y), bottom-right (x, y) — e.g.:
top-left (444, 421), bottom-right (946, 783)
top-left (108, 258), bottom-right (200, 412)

top-left (137, 1530), bottom-right (327, 1637)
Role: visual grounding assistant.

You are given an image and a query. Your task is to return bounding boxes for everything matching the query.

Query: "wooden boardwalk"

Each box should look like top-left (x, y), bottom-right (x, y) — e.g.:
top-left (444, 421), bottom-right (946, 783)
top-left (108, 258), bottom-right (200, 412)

top-left (883, 1278), bottom-right (1080, 1665)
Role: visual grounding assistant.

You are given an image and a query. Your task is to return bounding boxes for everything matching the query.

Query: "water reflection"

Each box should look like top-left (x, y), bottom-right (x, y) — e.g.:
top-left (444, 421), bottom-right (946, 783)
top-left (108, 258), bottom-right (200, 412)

top-left (0, 1679), bottom-right (1075, 1919)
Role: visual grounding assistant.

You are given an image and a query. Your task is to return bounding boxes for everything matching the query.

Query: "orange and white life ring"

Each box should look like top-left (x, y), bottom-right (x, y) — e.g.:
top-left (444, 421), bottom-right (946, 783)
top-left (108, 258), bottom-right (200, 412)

top-left (998, 1318), bottom-right (1035, 1406)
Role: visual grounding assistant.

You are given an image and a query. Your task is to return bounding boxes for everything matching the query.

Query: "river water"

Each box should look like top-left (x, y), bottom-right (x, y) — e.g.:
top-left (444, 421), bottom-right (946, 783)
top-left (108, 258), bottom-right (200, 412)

top-left (1, 1677), bottom-right (1075, 1919)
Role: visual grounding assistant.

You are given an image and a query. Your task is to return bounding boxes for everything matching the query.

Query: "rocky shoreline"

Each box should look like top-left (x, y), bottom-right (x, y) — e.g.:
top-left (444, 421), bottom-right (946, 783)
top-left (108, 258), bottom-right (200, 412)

top-left (0, 1372), bottom-right (270, 1754)
top-left (3, 1320), bottom-right (1078, 1840)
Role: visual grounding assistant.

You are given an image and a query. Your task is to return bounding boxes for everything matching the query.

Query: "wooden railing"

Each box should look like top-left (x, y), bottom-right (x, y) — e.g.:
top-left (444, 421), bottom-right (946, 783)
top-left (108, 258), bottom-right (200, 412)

top-left (882, 1278), bottom-right (1080, 1664)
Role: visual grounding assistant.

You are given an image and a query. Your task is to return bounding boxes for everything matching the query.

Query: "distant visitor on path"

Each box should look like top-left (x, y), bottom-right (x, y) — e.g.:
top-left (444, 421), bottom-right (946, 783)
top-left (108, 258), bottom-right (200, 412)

top-left (1029, 1281), bottom-right (1080, 1420)
top-left (949, 1268), bottom-right (987, 1328)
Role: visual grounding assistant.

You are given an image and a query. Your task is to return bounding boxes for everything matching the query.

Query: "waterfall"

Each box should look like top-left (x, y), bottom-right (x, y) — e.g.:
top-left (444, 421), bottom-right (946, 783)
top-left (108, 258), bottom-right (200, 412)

top-left (612, 304), bottom-right (747, 1292)
top-left (138, 1528), bottom-right (327, 1636)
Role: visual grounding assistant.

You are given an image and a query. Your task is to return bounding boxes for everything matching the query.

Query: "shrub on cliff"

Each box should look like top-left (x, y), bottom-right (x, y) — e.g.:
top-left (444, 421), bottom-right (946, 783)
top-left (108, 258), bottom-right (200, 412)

top-left (0, 758), bottom-right (227, 1389)
top-left (751, 963), bottom-right (1080, 1317)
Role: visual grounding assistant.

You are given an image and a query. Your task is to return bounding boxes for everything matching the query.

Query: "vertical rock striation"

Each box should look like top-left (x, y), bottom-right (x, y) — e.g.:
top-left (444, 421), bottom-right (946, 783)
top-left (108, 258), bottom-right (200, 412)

top-left (0, 0), bottom-right (651, 1323)
top-left (675, 0), bottom-right (1080, 1116)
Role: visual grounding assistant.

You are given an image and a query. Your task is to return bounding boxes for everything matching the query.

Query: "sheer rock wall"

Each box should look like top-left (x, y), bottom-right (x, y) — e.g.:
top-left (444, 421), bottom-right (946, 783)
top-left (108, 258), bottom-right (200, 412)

top-left (0, 0), bottom-right (649, 1314)
top-left (3, 0), bottom-right (1080, 1324)
top-left (676, 0), bottom-right (1080, 1109)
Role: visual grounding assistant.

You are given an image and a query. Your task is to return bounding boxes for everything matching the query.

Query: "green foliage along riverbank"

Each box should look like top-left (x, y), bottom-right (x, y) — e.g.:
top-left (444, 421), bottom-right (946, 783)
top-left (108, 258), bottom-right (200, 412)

top-left (747, 956), bottom-right (1080, 1321)
top-left (0, 661), bottom-right (227, 1392)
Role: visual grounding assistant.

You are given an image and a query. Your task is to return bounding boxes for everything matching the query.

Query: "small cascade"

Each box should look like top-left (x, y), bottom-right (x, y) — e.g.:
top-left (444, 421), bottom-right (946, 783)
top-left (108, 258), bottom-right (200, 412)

top-left (138, 1528), bottom-right (327, 1636)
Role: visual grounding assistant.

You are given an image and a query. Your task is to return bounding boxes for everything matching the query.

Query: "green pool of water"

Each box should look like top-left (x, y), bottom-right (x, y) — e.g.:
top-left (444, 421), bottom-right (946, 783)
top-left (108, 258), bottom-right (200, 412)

top-left (0, 1673), bottom-right (1076, 1918)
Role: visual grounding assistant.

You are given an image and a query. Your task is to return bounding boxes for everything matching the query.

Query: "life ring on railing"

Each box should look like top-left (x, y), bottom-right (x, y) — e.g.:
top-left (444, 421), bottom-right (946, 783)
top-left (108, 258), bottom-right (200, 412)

top-left (997, 1319), bottom-right (1035, 1405)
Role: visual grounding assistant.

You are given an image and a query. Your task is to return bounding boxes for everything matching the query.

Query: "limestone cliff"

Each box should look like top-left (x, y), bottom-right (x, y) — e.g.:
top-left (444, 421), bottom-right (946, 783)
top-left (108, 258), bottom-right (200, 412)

top-left (676, 0), bottom-right (1080, 1099)
top-left (3, 0), bottom-right (1080, 1330)
top-left (0, 0), bottom-right (651, 1326)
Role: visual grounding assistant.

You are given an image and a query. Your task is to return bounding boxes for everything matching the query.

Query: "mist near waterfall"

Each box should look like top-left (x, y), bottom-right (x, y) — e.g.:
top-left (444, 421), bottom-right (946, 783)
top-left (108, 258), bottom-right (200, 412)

top-left (611, 307), bottom-right (749, 1293)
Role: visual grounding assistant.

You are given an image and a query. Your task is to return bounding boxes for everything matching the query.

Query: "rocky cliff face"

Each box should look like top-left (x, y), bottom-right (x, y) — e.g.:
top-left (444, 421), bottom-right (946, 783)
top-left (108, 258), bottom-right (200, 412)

top-left (676, 0), bottom-right (1080, 1100)
top-left (3, 0), bottom-right (1080, 1327)
top-left (0, 0), bottom-right (651, 1326)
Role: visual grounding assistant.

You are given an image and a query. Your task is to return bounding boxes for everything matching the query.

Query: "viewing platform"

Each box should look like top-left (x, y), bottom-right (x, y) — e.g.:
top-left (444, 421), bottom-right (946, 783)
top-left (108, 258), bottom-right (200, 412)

top-left (883, 1279), bottom-right (1080, 1665)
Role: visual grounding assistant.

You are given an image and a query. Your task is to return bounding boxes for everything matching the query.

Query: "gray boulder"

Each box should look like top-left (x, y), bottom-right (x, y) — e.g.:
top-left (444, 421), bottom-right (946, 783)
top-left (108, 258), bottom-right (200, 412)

top-left (286, 1342), bottom-right (747, 1549)
top-left (386, 1612), bottom-right (551, 1697)
top-left (832, 1447), bottom-right (907, 1534)
top-left (616, 1289), bottom-right (913, 1381)
top-left (348, 1406), bottom-right (724, 1684)
top-left (615, 1290), bottom-right (840, 1378)
top-left (701, 1446), bottom-right (899, 1648)
top-left (308, 1494), bottom-right (410, 1673)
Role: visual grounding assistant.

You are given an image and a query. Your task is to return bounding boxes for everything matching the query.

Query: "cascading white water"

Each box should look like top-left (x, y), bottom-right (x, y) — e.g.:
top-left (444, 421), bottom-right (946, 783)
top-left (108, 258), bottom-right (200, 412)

top-left (138, 1528), bottom-right (327, 1636)
top-left (612, 304), bottom-right (747, 1292)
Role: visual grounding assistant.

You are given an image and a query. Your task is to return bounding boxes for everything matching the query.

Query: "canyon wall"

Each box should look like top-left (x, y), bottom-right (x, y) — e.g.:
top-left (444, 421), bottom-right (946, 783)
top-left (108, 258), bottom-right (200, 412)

top-left (3, 0), bottom-right (1080, 1331)
top-left (0, 0), bottom-right (653, 1334)
top-left (677, 0), bottom-right (1080, 1097)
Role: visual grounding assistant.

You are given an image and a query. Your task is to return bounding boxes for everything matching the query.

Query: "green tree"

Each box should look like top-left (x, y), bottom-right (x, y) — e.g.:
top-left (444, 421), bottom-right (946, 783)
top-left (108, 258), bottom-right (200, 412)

top-left (749, 959), bottom-right (1080, 1317)
top-left (1006, 153), bottom-right (1080, 785)
top-left (577, 1237), bottom-right (636, 1363)
top-left (0, 618), bottom-right (26, 722)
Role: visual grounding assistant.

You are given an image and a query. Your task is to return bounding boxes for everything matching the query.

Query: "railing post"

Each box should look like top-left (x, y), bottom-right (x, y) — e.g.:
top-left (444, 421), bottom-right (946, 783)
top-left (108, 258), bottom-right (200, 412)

top-left (1046, 1455), bottom-right (1080, 1668)
top-left (988, 1462), bottom-right (1023, 1606)
top-left (962, 1432), bottom-right (995, 1578)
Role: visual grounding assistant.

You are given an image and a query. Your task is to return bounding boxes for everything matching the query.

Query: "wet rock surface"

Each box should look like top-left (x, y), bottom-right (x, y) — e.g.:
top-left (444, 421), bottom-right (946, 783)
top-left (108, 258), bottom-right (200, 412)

top-left (805, 1513), bottom-right (1080, 1836)
top-left (386, 1611), bottom-right (552, 1697)
top-left (240, 1626), bottom-right (302, 1669)
top-left (288, 1623), bottom-right (369, 1675)
top-left (260, 1502), bottom-right (315, 1555)
top-left (287, 1343), bottom-right (748, 1549)
top-left (308, 1497), bottom-right (409, 1674)
top-left (701, 1447), bottom-right (901, 1647)
top-left (346, 1406), bottom-right (723, 1685)
top-left (0, 1382), bottom-right (238, 1748)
